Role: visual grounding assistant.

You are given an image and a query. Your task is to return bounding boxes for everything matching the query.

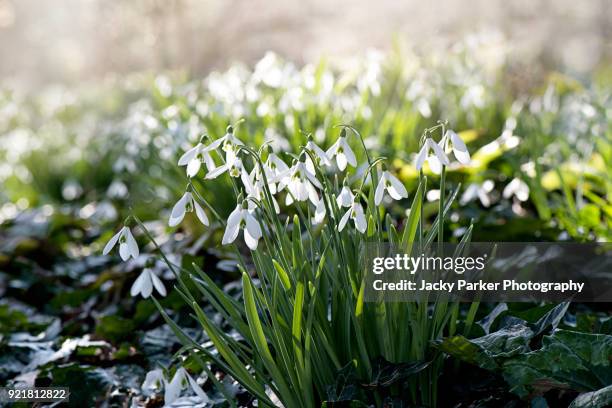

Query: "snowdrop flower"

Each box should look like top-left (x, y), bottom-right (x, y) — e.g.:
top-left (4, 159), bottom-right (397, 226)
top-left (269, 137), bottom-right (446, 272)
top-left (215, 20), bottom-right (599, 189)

top-left (305, 136), bottom-right (331, 173)
top-left (130, 267), bottom-right (167, 298)
top-left (169, 191), bottom-right (209, 227)
top-left (278, 160), bottom-right (322, 205)
top-left (142, 369), bottom-right (165, 392)
top-left (165, 367), bottom-right (209, 405)
top-left (336, 185), bottom-right (354, 208)
top-left (338, 200), bottom-right (367, 233)
top-left (222, 202), bottom-right (263, 250)
top-left (415, 138), bottom-right (450, 174)
top-left (265, 150), bottom-right (290, 178)
top-left (503, 178), bottom-right (529, 202)
top-left (426, 130), bottom-right (470, 173)
top-left (374, 171), bottom-right (408, 205)
top-left (205, 147), bottom-right (245, 180)
top-left (178, 140), bottom-right (216, 178)
top-left (312, 197), bottom-right (326, 224)
top-left (207, 125), bottom-right (244, 153)
top-left (244, 171), bottom-right (280, 214)
top-left (460, 180), bottom-right (495, 207)
top-left (103, 226), bottom-right (139, 261)
top-left (442, 130), bottom-right (471, 164)
top-left (326, 133), bottom-right (356, 171)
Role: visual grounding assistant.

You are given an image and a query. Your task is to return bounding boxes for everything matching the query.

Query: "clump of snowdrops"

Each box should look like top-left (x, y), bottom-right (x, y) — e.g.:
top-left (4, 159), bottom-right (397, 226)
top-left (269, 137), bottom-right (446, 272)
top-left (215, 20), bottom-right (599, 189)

top-left (103, 121), bottom-right (475, 407)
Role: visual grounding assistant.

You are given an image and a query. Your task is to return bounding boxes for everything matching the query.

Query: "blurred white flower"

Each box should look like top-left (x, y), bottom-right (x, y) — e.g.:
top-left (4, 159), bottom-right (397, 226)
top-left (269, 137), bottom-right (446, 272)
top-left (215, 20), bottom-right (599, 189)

top-left (142, 369), bottom-right (164, 392)
top-left (165, 367), bottom-right (209, 406)
top-left (336, 186), bottom-right (354, 208)
top-left (326, 135), bottom-right (356, 171)
top-left (103, 226), bottom-right (139, 261)
top-left (338, 201), bottom-right (367, 233)
top-left (460, 180), bottom-right (495, 207)
top-left (503, 178), bottom-right (529, 202)
top-left (415, 138), bottom-right (450, 173)
top-left (130, 268), bottom-right (166, 298)
top-left (178, 142), bottom-right (216, 178)
top-left (169, 191), bottom-right (209, 227)
top-left (374, 171), bottom-right (408, 205)
top-left (222, 203), bottom-right (263, 250)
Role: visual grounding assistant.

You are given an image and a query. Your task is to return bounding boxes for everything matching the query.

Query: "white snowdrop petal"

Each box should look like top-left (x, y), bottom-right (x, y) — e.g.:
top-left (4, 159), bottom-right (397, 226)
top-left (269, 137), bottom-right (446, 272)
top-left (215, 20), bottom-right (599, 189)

top-left (429, 139), bottom-right (450, 165)
top-left (203, 152), bottom-right (217, 171)
top-left (415, 144), bottom-right (428, 171)
top-left (178, 145), bottom-right (199, 166)
top-left (246, 214), bottom-right (262, 239)
top-left (307, 183), bottom-right (319, 205)
top-left (193, 200), bottom-right (209, 226)
top-left (342, 140), bottom-right (357, 167)
top-left (169, 193), bottom-right (189, 226)
top-left (186, 159), bottom-right (202, 178)
top-left (125, 229), bottom-right (139, 259)
top-left (222, 208), bottom-right (242, 245)
top-left (140, 271), bottom-right (153, 298)
top-left (387, 172), bottom-right (408, 199)
top-left (453, 148), bottom-right (471, 164)
top-left (448, 130), bottom-right (467, 152)
top-left (102, 229), bottom-right (123, 255)
top-left (165, 369), bottom-right (186, 405)
top-left (325, 140), bottom-right (339, 157)
top-left (205, 164), bottom-right (228, 179)
top-left (305, 157), bottom-right (316, 175)
top-left (354, 205), bottom-right (367, 233)
top-left (305, 172), bottom-right (322, 190)
top-left (150, 271), bottom-right (167, 297)
top-left (338, 209), bottom-right (351, 232)
top-left (186, 373), bottom-right (209, 402)
top-left (119, 242), bottom-right (130, 261)
top-left (243, 228), bottom-right (259, 250)
top-left (336, 153), bottom-right (347, 171)
top-left (427, 155), bottom-right (442, 175)
top-left (206, 138), bottom-right (223, 151)
top-left (130, 270), bottom-right (147, 297)
top-left (374, 179), bottom-right (385, 205)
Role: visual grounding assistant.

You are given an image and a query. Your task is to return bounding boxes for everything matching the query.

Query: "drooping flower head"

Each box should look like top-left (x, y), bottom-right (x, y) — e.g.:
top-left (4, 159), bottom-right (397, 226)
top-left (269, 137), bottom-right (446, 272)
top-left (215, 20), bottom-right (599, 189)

top-left (460, 180), bottom-right (495, 207)
top-left (336, 183), bottom-right (355, 208)
top-left (326, 130), bottom-right (357, 171)
top-left (503, 177), bottom-right (529, 202)
top-left (374, 170), bottom-right (408, 205)
top-left (415, 138), bottom-right (450, 174)
top-left (305, 135), bottom-right (331, 173)
top-left (169, 191), bottom-right (209, 227)
top-left (178, 136), bottom-right (217, 178)
top-left (277, 157), bottom-right (322, 205)
top-left (338, 199), bottom-right (367, 233)
top-left (103, 225), bottom-right (139, 261)
top-left (207, 125), bottom-right (244, 153)
top-left (205, 146), bottom-right (245, 181)
top-left (130, 266), bottom-right (167, 298)
top-left (222, 201), bottom-right (263, 250)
